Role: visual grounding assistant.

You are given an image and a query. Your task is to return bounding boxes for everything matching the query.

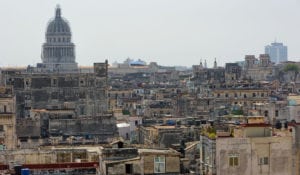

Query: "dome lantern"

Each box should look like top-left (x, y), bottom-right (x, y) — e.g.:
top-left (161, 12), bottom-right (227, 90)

top-left (55, 5), bottom-right (61, 18)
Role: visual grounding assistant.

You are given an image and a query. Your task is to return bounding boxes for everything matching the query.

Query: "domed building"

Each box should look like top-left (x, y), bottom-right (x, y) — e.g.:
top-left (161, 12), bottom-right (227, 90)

top-left (38, 5), bottom-right (78, 72)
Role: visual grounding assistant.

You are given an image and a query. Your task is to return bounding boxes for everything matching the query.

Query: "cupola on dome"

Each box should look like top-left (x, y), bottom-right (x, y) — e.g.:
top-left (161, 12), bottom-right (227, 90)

top-left (46, 5), bottom-right (71, 35)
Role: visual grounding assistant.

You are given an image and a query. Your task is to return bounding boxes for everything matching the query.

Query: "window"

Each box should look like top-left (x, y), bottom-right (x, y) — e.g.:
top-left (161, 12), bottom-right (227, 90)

top-left (258, 157), bottom-right (268, 165)
top-left (229, 154), bottom-right (239, 167)
top-left (217, 94), bottom-right (220, 98)
top-left (0, 125), bottom-right (3, 132)
top-left (79, 106), bottom-right (85, 115)
top-left (264, 111), bottom-right (268, 117)
top-left (275, 110), bottom-right (279, 117)
top-left (252, 93), bottom-right (256, 97)
top-left (52, 79), bottom-right (57, 86)
top-left (234, 93), bottom-right (237, 98)
top-left (3, 105), bottom-right (6, 113)
top-left (154, 156), bottom-right (165, 173)
top-left (25, 80), bottom-right (29, 86)
top-left (225, 93), bottom-right (229, 98)
top-left (125, 164), bottom-right (133, 174)
top-left (261, 93), bottom-right (264, 97)
top-left (244, 94), bottom-right (247, 98)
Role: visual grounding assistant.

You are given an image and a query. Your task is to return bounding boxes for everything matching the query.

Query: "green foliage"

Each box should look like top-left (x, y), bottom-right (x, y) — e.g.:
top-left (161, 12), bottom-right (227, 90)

top-left (122, 110), bottom-right (130, 115)
top-left (208, 133), bottom-right (216, 139)
top-left (283, 64), bottom-right (299, 82)
top-left (232, 109), bottom-right (243, 115)
top-left (284, 64), bottom-right (299, 73)
top-left (201, 126), bottom-right (217, 139)
top-left (206, 126), bottom-right (216, 134)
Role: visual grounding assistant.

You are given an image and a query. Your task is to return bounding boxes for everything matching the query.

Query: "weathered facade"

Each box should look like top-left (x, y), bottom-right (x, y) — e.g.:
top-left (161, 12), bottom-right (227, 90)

top-left (99, 147), bottom-right (181, 175)
top-left (0, 86), bottom-right (17, 150)
top-left (216, 136), bottom-right (292, 175)
top-left (200, 118), bottom-right (293, 175)
top-left (211, 85), bottom-right (271, 114)
top-left (1, 61), bottom-right (117, 146)
top-left (2, 66), bottom-right (108, 118)
top-left (225, 63), bottom-right (242, 82)
top-left (243, 54), bottom-right (274, 81)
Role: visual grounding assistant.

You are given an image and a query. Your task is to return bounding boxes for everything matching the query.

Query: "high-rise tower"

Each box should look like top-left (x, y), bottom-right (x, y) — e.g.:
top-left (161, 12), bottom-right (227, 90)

top-left (38, 5), bottom-right (78, 72)
top-left (265, 42), bottom-right (287, 64)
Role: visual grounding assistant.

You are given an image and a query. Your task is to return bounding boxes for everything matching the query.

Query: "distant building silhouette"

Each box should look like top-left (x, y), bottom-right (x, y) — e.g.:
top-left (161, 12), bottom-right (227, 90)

top-left (265, 42), bottom-right (287, 64)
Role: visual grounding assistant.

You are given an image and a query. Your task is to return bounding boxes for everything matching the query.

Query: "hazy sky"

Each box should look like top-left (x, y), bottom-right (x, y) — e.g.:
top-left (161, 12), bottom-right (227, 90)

top-left (1, 0), bottom-right (300, 67)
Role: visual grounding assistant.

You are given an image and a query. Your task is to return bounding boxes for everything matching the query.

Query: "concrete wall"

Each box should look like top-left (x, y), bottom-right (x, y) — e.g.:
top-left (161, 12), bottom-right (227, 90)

top-left (216, 137), bottom-right (292, 175)
top-left (142, 154), bottom-right (180, 175)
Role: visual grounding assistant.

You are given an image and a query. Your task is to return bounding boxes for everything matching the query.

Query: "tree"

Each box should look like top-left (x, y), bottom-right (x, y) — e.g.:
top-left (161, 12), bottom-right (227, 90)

top-left (284, 64), bottom-right (300, 82)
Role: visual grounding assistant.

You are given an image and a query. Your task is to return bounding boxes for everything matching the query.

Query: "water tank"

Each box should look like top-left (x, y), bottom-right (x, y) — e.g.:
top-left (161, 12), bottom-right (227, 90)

top-left (74, 158), bottom-right (81, 163)
top-left (21, 168), bottom-right (30, 175)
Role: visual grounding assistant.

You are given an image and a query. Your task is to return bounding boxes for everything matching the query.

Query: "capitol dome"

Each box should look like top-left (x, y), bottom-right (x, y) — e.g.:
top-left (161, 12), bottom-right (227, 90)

top-left (46, 5), bottom-right (71, 35)
top-left (39, 5), bottom-right (78, 73)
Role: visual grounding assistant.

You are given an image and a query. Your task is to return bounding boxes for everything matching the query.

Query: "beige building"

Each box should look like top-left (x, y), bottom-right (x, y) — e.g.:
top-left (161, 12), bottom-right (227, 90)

top-left (0, 86), bottom-right (17, 150)
top-left (138, 125), bottom-right (185, 148)
top-left (99, 147), bottom-right (181, 175)
top-left (216, 136), bottom-right (292, 175)
top-left (200, 117), bottom-right (293, 175)
top-left (243, 54), bottom-right (274, 81)
top-left (212, 87), bottom-right (271, 114)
